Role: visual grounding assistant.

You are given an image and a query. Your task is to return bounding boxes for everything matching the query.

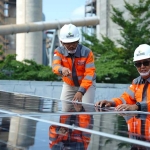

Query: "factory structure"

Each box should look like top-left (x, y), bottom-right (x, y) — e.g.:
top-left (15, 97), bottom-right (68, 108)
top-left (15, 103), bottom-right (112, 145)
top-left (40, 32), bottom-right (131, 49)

top-left (0, 0), bottom-right (139, 65)
top-left (0, 0), bottom-right (141, 149)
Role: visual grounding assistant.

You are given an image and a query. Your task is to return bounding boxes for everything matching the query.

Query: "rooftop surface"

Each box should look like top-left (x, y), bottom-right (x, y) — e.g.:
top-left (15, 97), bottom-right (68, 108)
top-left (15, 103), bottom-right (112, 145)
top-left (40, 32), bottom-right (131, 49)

top-left (0, 91), bottom-right (149, 150)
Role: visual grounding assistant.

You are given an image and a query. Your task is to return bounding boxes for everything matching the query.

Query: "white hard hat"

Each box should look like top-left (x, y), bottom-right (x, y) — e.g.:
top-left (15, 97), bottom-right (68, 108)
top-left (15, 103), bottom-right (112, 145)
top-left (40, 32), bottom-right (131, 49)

top-left (133, 44), bottom-right (150, 61)
top-left (59, 24), bottom-right (80, 43)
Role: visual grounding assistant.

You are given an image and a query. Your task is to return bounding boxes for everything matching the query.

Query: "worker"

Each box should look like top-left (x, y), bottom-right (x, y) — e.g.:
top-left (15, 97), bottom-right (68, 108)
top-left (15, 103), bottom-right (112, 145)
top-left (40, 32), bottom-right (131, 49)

top-left (95, 44), bottom-right (150, 111)
top-left (49, 103), bottom-right (92, 150)
top-left (52, 23), bottom-right (96, 111)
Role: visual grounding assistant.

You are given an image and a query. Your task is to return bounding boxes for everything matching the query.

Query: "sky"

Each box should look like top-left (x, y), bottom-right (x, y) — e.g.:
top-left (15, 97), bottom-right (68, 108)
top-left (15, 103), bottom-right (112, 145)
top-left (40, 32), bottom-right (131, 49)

top-left (42, 0), bottom-right (86, 21)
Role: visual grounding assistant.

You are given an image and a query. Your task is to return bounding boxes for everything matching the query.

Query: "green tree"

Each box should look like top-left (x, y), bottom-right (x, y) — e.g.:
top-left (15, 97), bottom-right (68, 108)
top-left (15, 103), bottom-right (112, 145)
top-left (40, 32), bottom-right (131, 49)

top-left (0, 54), bottom-right (58, 81)
top-left (82, 0), bottom-right (150, 83)
top-left (82, 34), bottom-right (131, 83)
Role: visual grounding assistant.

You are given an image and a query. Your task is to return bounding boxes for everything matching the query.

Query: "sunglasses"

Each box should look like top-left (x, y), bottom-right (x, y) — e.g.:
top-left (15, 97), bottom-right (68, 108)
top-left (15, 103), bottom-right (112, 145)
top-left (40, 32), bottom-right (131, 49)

top-left (134, 60), bottom-right (150, 68)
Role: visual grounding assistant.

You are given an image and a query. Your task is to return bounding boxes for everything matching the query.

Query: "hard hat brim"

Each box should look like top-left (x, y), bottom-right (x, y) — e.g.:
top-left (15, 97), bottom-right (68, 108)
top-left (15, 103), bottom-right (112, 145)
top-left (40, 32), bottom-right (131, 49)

top-left (60, 37), bottom-right (80, 43)
top-left (133, 56), bottom-right (150, 62)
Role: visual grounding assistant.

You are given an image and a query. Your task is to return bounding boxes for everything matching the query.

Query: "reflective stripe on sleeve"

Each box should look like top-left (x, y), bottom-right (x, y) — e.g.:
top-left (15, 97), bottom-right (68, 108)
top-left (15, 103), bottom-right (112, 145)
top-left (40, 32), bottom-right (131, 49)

top-left (119, 97), bottom-right (127, 104)
top-left (78, 76), bottom-right (83, 80)
top-left (125, 88), bottom-right (135, 99)
top-left (84, 75), bottom-right (93, 81)
top-left (85, 62), bottom-right (95, 68)
top-left (52, 64), bottom-right (61, 68)
top-left (53, 56), bottom-right (61, 60)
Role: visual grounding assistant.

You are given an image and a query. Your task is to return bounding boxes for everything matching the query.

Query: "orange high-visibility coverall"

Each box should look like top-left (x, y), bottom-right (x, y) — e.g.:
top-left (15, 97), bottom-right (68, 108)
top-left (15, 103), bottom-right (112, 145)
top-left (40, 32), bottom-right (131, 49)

top-left (112, 76), bottom-right (150, 111)
top-left (52, 44), bottom-right (96, 94)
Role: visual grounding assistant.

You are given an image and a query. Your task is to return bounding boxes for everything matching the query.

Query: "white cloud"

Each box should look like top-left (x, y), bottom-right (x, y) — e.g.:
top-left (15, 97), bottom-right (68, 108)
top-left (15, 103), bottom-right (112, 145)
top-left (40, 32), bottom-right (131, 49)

top-left (71, 6), bottom-right (85, 18)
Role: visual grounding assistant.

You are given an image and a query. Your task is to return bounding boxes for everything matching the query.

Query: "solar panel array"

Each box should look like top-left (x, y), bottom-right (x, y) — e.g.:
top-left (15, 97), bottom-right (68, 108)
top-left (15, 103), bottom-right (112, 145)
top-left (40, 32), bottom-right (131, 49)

top-left (0, 91), bottom-right (149, 150)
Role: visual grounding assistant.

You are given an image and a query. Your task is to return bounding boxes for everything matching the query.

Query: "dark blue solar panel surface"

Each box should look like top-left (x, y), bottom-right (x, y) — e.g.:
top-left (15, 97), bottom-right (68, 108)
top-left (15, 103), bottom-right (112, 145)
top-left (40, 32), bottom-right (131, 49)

top-left (0, 91), bottom-right (149, 150)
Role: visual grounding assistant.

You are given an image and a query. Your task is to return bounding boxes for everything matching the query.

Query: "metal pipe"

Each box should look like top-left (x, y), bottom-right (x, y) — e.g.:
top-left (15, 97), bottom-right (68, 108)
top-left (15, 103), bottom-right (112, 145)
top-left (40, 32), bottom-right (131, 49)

top-left (0, 16), bottom-right (99, 35)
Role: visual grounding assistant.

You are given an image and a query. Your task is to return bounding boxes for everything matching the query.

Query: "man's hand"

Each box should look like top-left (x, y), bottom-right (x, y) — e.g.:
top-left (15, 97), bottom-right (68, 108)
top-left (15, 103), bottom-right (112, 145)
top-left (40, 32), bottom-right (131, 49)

top-left (73, 103), bottom-right (83, 112)
top-left (115, 104), bottom-right (138, 111)
top-left (95, 100), bottom-right (112, 108)
top-left (95, 106), bottom-right (103, 112)
top-left (62, 67), bottom-right (71, 76)
top-left (72, 92), bottom-right (83, 102)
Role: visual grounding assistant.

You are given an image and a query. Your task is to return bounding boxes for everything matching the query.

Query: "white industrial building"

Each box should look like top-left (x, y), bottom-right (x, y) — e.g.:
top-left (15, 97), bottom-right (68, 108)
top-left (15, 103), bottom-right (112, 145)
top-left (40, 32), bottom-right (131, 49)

top-left (0, 0), bottom-right (139, 65)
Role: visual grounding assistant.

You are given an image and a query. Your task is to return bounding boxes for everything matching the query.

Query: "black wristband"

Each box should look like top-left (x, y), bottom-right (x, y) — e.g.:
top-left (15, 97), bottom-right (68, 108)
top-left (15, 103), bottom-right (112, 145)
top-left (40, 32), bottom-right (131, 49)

top-left (136, 102), bottom-right (141, 111)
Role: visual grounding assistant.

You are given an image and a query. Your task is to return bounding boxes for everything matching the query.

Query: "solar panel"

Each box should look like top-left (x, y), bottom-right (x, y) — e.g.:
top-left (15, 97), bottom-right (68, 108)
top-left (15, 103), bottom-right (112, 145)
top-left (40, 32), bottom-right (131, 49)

top-left (0, 91), bottom-right (149, 150)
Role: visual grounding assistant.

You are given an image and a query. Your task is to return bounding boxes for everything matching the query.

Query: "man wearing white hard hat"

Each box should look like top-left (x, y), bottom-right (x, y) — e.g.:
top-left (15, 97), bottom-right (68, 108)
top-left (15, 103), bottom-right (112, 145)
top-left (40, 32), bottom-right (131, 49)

top-left (52, 24), bottom-right (96, 111)
top-left (95, 44), bottom-right (150, 112)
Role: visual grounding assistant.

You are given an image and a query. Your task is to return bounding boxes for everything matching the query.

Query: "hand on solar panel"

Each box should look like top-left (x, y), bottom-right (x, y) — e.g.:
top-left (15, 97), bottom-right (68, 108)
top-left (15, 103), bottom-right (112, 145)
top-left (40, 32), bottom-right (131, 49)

top-left (115, 104), bottom-right (138, 111)
top-left (95, 106), bottom-right (104, 112)
top-left (72, 91), bottom-right (83, 102)
top-left (72, 103), bottom-right (83, 112)
top-left (95, 100), bottom-right (113, 108)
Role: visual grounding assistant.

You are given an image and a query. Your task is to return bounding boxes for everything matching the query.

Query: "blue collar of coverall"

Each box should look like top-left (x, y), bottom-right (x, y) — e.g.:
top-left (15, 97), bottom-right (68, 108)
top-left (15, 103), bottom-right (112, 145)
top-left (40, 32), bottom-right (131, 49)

top-left (136, 76), bottom-right (150, 83)
top-left (147, 77), bottom-right (150, 83)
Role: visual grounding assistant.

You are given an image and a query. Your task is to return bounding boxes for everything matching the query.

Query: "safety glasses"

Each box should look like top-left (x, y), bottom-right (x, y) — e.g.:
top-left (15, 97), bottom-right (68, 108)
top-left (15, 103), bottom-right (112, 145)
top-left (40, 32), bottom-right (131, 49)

top-left (62, 41), bottom-right (78, 46)
top-left (134, 60), bottom-right (150, 68)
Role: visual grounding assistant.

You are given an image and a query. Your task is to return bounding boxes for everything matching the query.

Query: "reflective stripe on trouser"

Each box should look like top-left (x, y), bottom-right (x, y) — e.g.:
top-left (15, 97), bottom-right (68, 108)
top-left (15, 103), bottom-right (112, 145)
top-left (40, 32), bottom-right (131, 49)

top-left (60, 81), bottom-right (96, 111)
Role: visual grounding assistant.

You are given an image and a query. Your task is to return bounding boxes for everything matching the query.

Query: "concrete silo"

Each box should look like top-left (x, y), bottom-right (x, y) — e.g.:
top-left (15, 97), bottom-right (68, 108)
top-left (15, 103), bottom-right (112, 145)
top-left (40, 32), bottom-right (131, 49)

top-left (96, 0), bottom-right (139, 42)
top-left (16, 0), bottom-right (42, 64)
